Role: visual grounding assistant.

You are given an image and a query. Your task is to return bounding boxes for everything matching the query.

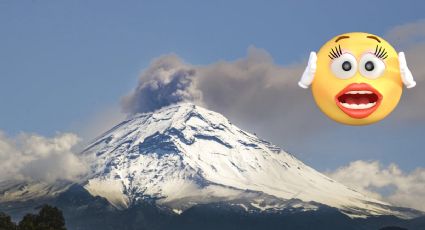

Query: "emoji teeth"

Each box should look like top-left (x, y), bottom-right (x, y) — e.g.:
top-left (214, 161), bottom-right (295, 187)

top-left (345, 91), bottom-right (373, 95)
top-left (340, 102), bottom-right (376, 109)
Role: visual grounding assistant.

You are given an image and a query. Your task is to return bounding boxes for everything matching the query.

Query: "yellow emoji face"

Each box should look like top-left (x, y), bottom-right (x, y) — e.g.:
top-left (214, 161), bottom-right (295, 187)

top-left (300, 32), bottom-right (416, 126)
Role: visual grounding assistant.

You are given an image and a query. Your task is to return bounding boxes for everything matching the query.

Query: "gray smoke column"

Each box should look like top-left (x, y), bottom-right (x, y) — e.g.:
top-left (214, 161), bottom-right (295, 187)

top-left (119, 47), bottom-right (322, 143)
top-left (121, 54), bottom-right (202, 114)
top-left (120, 43), bottom-right (425, 144)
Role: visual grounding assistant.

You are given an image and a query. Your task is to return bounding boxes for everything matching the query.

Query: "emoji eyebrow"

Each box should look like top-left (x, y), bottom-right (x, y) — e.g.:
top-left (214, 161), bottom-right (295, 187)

top-left (335, 36), bottom-right (350, 43)
top-left (366, 35), bottom-right (381, 43)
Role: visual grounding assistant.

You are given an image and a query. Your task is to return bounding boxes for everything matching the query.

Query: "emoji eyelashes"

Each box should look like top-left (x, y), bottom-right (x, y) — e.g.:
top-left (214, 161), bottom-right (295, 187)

top-left (298, 32), bottom-right (416, 126)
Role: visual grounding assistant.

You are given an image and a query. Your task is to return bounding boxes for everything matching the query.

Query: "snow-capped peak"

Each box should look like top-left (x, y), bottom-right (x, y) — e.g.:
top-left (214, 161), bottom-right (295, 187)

top-left (80, 103), bottom-right (414, 218)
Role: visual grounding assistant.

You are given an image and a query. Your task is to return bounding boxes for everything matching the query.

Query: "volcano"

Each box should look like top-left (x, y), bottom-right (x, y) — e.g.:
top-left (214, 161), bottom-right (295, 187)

top-left (1, 103), bottom-right (423, 230)
top-left (79, 103), bottom-right (415, 218)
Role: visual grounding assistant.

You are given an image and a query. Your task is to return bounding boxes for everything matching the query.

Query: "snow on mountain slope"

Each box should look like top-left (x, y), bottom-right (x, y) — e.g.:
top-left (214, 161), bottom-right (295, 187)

top-left (80, 103), bottom-right (414, 218)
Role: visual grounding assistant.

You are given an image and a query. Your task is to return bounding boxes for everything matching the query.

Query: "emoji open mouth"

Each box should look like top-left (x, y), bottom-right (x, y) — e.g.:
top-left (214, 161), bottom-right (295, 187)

top-left (335, 83), bottom-right (382, 119)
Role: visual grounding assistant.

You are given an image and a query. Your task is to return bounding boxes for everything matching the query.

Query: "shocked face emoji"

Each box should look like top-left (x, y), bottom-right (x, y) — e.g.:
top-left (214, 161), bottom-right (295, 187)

top-left (299, 32), bottom-right (416, 126)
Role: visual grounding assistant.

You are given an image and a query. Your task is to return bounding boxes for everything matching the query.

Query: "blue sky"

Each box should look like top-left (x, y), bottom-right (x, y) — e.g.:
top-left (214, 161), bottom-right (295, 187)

top-left (1, 0), bottom-right (425, 173)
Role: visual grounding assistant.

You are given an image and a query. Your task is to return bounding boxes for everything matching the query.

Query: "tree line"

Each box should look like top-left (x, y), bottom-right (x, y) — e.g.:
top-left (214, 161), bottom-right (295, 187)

top-left (0, 205), bottom-right (66, 230)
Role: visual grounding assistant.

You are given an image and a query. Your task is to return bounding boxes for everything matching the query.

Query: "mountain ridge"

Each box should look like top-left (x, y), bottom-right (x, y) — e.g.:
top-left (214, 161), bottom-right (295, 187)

top-left (75, 103), bottom-right (419, 219)
top-left (1, 103), bottom-right (424, 230)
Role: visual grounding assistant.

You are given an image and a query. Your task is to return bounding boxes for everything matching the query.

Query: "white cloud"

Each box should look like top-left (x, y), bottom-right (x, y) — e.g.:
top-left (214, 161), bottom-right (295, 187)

top-left (326, 160), bottom-right (425, 211)
top-left (0, 131), bottom-right (88, 183)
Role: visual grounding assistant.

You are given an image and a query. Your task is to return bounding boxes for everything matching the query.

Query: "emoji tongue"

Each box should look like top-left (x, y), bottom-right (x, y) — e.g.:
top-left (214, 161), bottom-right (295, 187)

top-left (345, 95), bottom-right (371, 105)
top-left (338, 93), bottom-right (379, 105)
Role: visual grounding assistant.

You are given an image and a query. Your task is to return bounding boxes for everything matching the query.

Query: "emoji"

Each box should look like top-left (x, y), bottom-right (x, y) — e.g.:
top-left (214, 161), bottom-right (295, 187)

top-left (298, 32), bottom-right (416, 125)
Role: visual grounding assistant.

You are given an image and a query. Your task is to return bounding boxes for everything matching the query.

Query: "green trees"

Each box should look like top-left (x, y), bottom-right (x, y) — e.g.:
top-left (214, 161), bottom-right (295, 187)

top-left (0, 205), bottom-right (66, 230)
top-left (0, 212), bottom-right (17, 230)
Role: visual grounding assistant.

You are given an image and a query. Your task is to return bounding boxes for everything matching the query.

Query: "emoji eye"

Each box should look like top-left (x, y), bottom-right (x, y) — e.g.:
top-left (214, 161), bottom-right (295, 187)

top-left (359, 53), bottom-right (386, 79)
top-left (330, 53), bottom-right (357, 79)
